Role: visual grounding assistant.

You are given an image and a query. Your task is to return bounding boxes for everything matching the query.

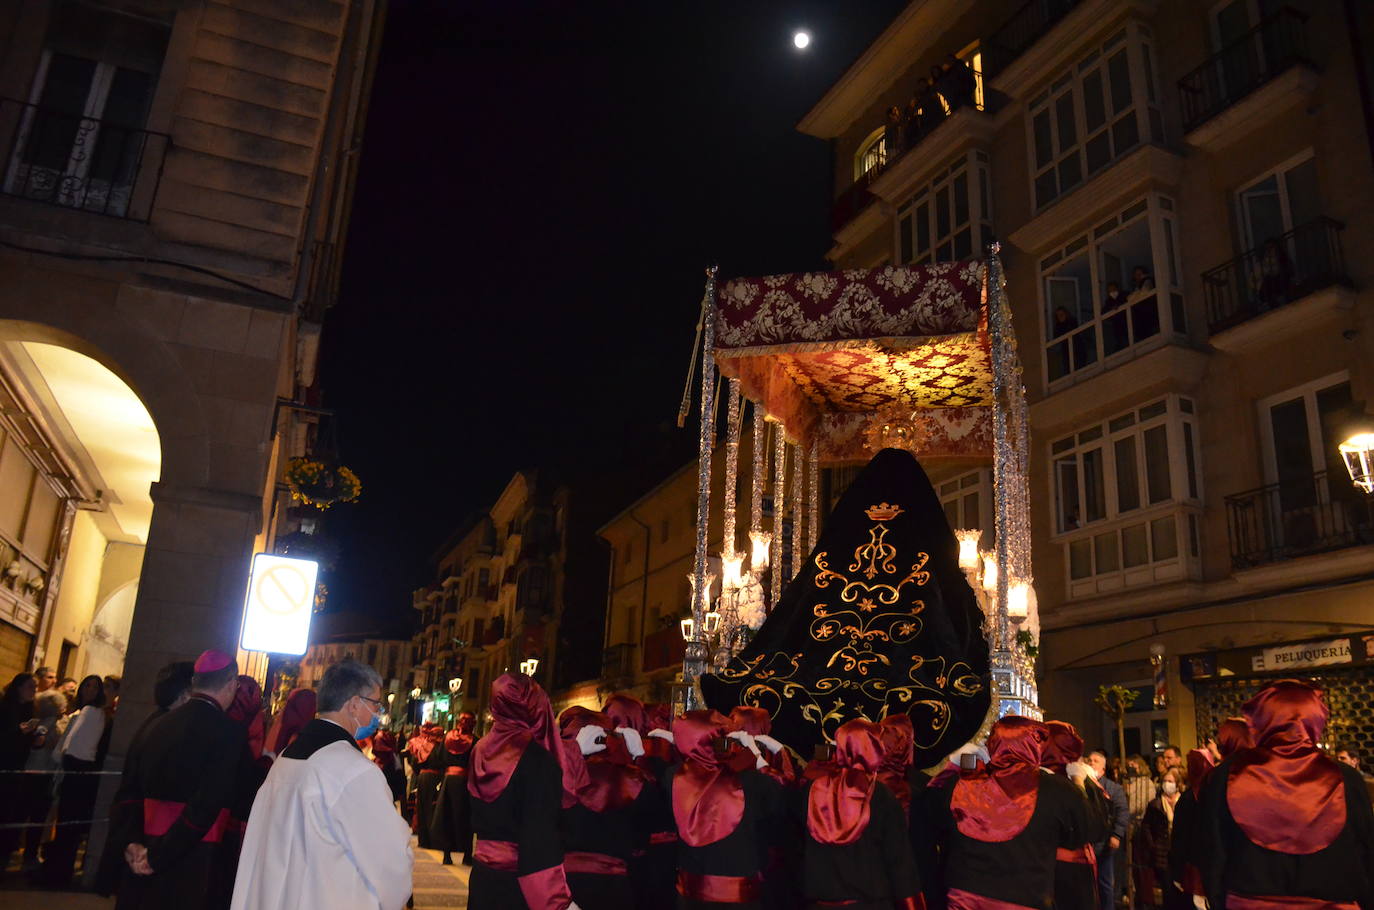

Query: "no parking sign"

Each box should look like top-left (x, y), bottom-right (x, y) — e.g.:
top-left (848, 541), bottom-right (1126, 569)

top-left (240, 553), bottom-right (318, 655)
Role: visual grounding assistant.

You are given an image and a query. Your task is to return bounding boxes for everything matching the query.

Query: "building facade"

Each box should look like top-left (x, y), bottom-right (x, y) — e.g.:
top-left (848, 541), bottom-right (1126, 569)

top-left (410, 471), bottom-right (574, 728)
top-left (0, 0), bottom-right (383, 750)
top-left (804, 0), bottom-right (1374, 755)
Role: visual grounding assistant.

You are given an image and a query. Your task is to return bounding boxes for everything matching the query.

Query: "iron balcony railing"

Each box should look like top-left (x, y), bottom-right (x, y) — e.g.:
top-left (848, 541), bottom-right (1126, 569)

top-left (0, 97), bottom-right (169, 221)
top-left (601, 642), bottom-right (636, 681)
top-left (983, 0), bottom-right (1085, 79)
top-left (1177, 8), bottom-right (1311, 134)
top-left (1225, 470), bottom-right (1374, 570)
top-left (1201, 217), bottom-right (1347, 335)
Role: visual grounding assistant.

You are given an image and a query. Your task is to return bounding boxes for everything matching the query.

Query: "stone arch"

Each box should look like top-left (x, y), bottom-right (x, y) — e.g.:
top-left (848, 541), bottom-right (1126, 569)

top-left (0, 282), bottom-right (210, 488)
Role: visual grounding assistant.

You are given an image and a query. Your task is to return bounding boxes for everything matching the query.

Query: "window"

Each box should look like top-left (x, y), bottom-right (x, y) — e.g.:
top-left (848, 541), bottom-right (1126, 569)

top-left (896, 150), bottom-right (993, 265)
top-left (1052, 397), bottom-right (1202, 597)
top-left (1041, 195), bottom-right (1184, 385)
top-left (1027, 26), bottom-right (1161, 210)
top-left (854, 126), bottom-right (886, 182)
top-left (5, 2), bottom-right (169, 217)
top-left (1259, 373), bottom-right (1354, 498)
top-left (938, 469), bottom-right (993, 546)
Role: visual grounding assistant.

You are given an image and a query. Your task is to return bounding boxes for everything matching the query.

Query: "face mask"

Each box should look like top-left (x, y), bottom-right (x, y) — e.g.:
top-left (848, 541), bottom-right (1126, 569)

top-left (1161, 780), bottom-right (1178, 796)
top-left (353, 700), bottom-right (381, 740)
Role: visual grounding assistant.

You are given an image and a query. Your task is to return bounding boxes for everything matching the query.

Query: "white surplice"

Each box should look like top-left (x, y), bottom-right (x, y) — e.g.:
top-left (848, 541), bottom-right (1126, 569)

top-left (230, 723), bottom-right (413, 910)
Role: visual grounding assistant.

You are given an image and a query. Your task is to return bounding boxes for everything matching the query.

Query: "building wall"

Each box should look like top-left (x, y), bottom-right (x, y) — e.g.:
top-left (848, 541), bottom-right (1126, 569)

top-left (808, 0), bottom-right (1374, 752)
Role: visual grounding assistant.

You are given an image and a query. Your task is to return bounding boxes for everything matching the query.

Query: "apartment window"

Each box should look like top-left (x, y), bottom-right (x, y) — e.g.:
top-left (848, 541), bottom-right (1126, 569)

top-left (896, 150), bottom-right (993, 265)
top-left (938, 469), bottom-right (993, 546)
top-left (1259, 373), bottom-right (1353, 495)
top-left (1052, 396), bottom-right (1202, 596)
top-left (1027, 26), bottom-right (1161, 211)
top-left (1041, 195), bottom-right (1184, 386)
top-left (5, 2), bottom-right (169, 217)
top-left (854, 127), bottom-right (886, 182)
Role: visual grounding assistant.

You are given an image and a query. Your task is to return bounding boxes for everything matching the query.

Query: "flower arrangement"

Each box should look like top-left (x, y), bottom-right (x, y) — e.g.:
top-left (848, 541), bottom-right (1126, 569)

top-left (285, 458), bottom-right (361, 510)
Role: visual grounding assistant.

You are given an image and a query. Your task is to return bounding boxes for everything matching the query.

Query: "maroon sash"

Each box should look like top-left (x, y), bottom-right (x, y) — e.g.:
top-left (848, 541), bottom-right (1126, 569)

top-left (474, 839), bottom-right (520, 872)
top-left (142, 798), bottom-right (235, 843)
top-left (947, 888), bottom-right (1039, 910)
top-left (1226, 896), bottom-right (1358, 910)
top-left (444, 765), bottom-right (468, 778)
top-left (564, 851), bottom-right (627, 876)
top-left (676, 870), bottom-right (762, 903)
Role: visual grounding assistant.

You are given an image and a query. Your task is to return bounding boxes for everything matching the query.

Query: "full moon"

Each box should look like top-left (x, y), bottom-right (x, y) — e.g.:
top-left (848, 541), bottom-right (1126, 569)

top-left (793, 31), bottom-right (811, 49)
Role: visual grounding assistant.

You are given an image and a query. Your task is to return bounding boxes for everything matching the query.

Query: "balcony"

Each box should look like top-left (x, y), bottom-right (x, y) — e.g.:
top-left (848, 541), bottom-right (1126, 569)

top-left (641, 625), bottom-right (686, 673)
top-left (830, 165), bottom-right (884, 234)
top-left (0, 97), bottom-right (169, 222)
top-left (1225, 471), bottom-right (1374, 570)
top-left (983, 0), bottom-right (1085, 80)
top-left (1202, 218), bottom-right (1349, 338)
top-left (601, 643), bottom-right (636, 684)
top-left (1177, 9), bottom-right (1313, 138)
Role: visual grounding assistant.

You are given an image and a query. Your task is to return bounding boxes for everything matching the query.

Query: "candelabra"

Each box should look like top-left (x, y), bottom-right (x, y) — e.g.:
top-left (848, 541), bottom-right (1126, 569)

top-left (955, 528), bottom-right (1041, 720)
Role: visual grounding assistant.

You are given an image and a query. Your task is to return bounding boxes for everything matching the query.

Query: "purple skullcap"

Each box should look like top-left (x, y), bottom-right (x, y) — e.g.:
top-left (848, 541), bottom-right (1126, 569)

top-left (194, 650), bottom-right (234, 674)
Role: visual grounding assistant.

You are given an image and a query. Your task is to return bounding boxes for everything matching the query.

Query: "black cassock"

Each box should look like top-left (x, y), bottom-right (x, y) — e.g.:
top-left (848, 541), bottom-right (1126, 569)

top-left (660, 763), bottom-right (784, 910)
top-left (1053, 781), bottom-right (1108, 910)
top-left (630, 752), bottom-right (678, 910)
top-left (111, 693), bottom-right (246, 910)
top-left (701, 448), bottom-right (991, 766)
top-left (1199, 759), bottom-right (1374, 908)
top-left (412, 740), bottom-right (444, 849)
top-left (792, 779), bottom-right (922, 910)
top-left (560, 763), bottom-right (657, 910)
top-left (428, 737), bottom-right (476, 859)
top-left (928, 773), bottom-right (1093, 910)
top-left (467, 742), bottom-right (569, 909)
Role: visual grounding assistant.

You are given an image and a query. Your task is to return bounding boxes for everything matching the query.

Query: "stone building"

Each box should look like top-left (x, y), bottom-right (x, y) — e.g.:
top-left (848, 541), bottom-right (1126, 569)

top-left (410, 471), bottom-right (602, 728)
top-left (0, 0), bottom-right (383, 751)
top-left (805, 0), bottom-right (1374, 753)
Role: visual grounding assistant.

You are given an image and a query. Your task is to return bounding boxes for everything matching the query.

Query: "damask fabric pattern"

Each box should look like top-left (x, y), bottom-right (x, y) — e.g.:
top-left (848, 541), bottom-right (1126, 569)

top-left (776, 337), bottom-right (992, 411)
top-left (715, 261), bottom-right (983, 351)
top-left (700, 448), bottom-right (992, 765)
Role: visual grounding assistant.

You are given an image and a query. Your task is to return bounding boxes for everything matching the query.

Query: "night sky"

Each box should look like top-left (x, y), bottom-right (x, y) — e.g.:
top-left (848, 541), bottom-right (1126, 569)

top-left (316, 1), bottom-right (908, 625)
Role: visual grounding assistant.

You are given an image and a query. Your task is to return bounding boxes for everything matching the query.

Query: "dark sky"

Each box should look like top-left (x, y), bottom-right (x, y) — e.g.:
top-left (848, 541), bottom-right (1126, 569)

top-left (316, 0), bottom-right (908, 623)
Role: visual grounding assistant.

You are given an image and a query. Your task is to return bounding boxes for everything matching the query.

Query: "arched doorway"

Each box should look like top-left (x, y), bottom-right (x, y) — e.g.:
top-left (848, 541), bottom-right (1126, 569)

top-left (0, 340), bottom-right (161, 684)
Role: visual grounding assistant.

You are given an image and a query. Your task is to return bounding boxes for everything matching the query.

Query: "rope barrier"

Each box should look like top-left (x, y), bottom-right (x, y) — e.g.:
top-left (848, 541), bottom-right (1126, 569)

top-left (0, 768), bottom-right (121, 775)
top-left (0, 818), bottom-right (108, 829)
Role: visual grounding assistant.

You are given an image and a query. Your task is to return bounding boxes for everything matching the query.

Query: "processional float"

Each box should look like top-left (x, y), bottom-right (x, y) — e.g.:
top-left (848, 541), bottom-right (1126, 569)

top-left (680, 247), bottom-right (1040, 766)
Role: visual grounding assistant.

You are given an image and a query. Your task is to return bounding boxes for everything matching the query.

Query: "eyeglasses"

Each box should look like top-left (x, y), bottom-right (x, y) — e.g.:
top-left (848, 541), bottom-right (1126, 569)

top-left (358, 695), bottom-right (383, 710)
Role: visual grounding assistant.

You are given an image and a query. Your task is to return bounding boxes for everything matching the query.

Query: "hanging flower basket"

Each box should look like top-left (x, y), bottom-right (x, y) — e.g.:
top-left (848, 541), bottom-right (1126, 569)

top-left (285, 457), bottom-right (361, 510)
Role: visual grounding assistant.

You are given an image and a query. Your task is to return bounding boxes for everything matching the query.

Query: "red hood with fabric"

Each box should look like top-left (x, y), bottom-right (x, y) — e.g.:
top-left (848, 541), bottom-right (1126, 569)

top-left (1041, 720), bottom-right (1083, 776)
top-left (672, 709), bottom-right (743, 847)
top-left (807, 719), bottom-right (883, 845)
top-left (265, 687), bottom-right (316, 757)
top-left (1217, 717), bottom-right (1252, 758)
top-left (878, 714), bottom-right (916, 813)
top-left (226, 674), bottom-right (265, 760)
top-left (444, 712), bottom-right (476, 756)
top-left (951, 716), bottom-right (1047, 842)
top-left (1227, 680), bottom-right (1346, 854)
top-left (603, 694), bottom-right (647, 734)
top-left (559, 705), bottom-right (645, 811)
top-left (469, 672), bottom-right (581, 807)
top-left (1186, 747), bottom-right (1215, 794)
top-left (408, 722), bottom-right (446, 764)
top-left (642, 701), bottom-right (677, 763)
top-left (724, 705), bottom-right (797, 784)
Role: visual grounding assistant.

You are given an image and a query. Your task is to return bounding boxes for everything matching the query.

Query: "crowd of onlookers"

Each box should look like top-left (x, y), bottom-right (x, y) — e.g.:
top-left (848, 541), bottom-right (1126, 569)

top-left (0, 667), bottom-right (122, 885)
top-left (878, 56), bottom-right (980, 168)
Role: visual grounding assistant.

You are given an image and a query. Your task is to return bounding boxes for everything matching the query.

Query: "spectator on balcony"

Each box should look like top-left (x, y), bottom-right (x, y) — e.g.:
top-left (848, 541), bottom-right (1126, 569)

top-left (1051, 305), bottom-right (1079, 338)
top-left (939, 55), bottom-right (979, 111)
top-left (905, 97), bottom-right (922, 145)
top-left (930, 66), bottom-right (954, 116)
top-left (1102, 281), bottom-right (1126, 313)
top-left (883, 106), bottom-right (904, 161)
top-left (915, 78), bottom-right (944, 135)
top-left (1253, 237), bottom-right (1293, 311)
top-left (1127, 266), bottom-right (1156, 305)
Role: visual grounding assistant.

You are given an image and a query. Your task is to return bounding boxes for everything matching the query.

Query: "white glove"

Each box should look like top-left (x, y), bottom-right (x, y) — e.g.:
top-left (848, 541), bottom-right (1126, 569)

top-left (753, 734), bottom-right (784, 755)
top-left (647, 728), bottom-right (674, 744)
top-left (616, 727), bottom-right (645, 759)
top-left (726, 730), bottom-right (762, 757)
top-left (1065, 761), bottom-right (1090, 782)
top-left (576, 724), bottom-right (607, 756)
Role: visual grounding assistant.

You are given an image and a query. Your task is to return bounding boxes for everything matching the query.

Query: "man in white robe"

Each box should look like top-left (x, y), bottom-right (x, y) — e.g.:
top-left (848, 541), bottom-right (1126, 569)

top-left (231, 659), bottom-right (412, 910)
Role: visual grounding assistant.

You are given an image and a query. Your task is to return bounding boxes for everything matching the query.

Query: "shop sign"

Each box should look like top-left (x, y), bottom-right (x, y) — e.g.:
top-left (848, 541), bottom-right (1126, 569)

top-left (240, 553), bottom-right (319, 655)
top-left (1251, 637), bottom-right (1352, 672)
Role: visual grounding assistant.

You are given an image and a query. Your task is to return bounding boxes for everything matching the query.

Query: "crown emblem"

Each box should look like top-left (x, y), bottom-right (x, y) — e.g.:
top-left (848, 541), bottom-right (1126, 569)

top-left (865, 503), bottom-right (904, 522)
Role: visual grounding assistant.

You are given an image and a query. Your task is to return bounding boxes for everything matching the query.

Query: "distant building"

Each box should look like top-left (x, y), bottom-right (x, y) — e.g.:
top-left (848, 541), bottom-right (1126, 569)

top-left (297, 611), bottom-right (411, 715)
top-left (803, 0), bottom-right (1374, 754)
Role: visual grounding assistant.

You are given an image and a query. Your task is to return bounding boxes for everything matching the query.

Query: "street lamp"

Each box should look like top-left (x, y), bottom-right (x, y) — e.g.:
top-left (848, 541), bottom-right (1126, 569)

top-left (519, 657), bottom-right (539, 676)
top-left (448, 677), bottom-right (462, 694)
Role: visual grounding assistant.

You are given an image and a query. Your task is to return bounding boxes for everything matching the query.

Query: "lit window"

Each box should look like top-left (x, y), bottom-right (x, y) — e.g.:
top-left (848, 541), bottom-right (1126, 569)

top-left (1041, 195), bottom-right (1185, 386)
top-left (854, 127), bottom-right (887, 183)
top-left (938, 469), bottom-right (993, 545)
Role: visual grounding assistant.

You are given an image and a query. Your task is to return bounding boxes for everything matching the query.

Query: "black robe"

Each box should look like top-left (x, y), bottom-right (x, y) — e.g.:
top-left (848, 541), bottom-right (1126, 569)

top-left (412, 739), bottom-right (444, 849)
top-left (467, 742), bottom-right (569, 909)
top-left (793, 779), bottom-right (922, 910)
top-left (1199, 759), bottom-right (1374, 908)
top-left (660, 762), bottom-right (784, 910)
top-left (1054, 777), bottom-right (1110, 910)
top-left (928, 772), bottom-right (1093, 910)
top-left (428, 737), bottom-right (476, 856)
top-left (560, 760), bottom-right (656, 910)
top-left (631, 752), bottom-right (678, 910)
top-left (112, 693), bottom-right (247, 910)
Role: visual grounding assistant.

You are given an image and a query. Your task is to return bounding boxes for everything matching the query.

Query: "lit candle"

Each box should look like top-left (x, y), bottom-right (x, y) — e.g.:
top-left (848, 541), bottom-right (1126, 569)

top-left (955, 529), bottom-right (981, 571)
top-left (749, 531), bottom-right (771, 572)
top-left (981, 553), bottom-right (998, 592)
top-left (1007, 580), bottom-right (1029, 622)
top-left (680, 617), bottom-right (695, 641)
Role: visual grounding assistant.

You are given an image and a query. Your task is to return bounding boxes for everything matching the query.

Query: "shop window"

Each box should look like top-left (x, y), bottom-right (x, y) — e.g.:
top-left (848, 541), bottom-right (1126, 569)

top-left (1041, 195), bottom-right (1184, 386)
top-left (1027, 26), bottom-right (1161, 211)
